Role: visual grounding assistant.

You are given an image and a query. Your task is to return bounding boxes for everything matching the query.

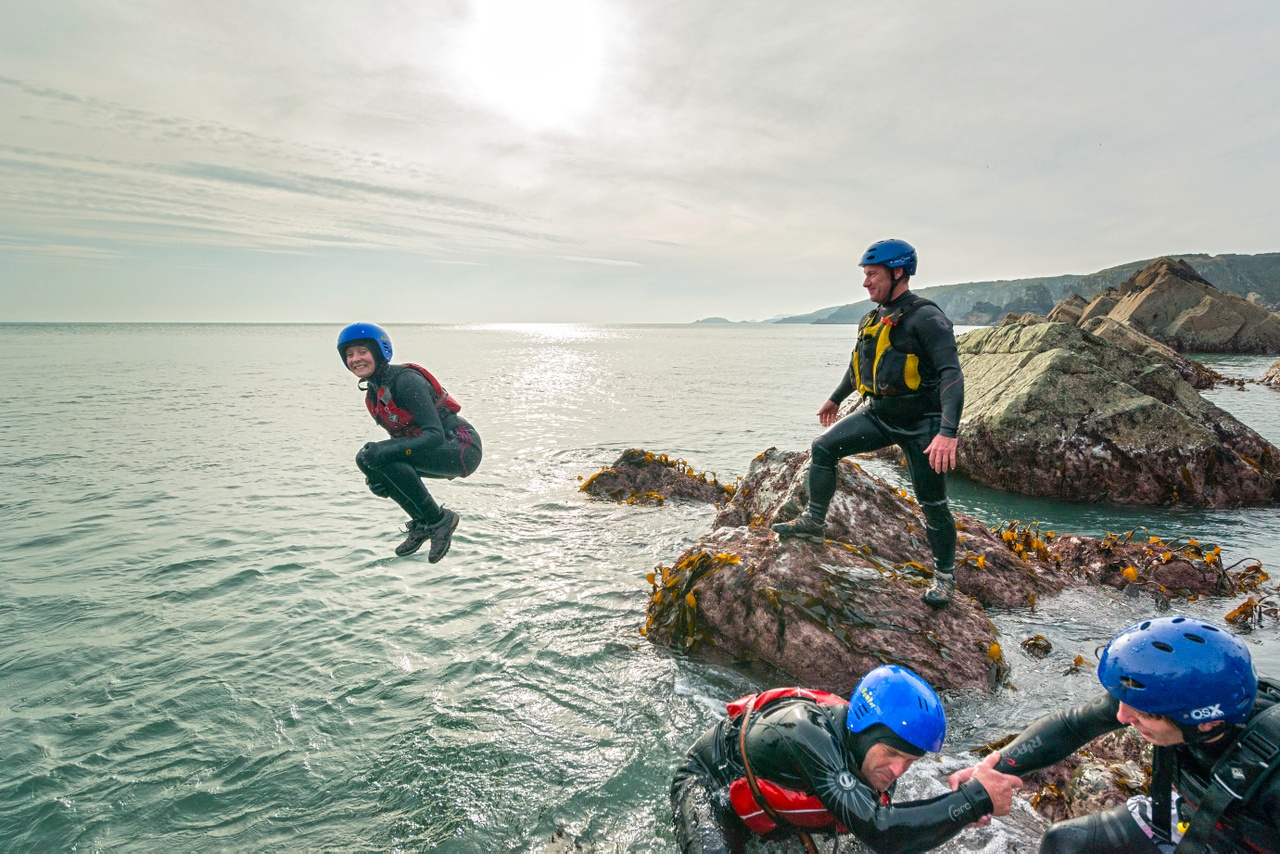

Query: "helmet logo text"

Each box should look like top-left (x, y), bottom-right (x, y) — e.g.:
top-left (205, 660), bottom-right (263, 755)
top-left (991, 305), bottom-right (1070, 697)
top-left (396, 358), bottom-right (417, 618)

top-left (1189, 704), bottom-right (1222, 720)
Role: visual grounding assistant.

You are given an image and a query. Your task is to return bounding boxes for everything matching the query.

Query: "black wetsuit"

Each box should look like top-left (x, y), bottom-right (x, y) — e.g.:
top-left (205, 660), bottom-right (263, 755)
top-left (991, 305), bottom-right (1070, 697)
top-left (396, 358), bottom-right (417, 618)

top-left (806, 290), bottom-right (964, 571)
top-left (671, 695), bottom-right (992, 854)
top-left (994, 689), bottom-right (1280, 853)
top-left (356, 363), bottom-right (482, 524)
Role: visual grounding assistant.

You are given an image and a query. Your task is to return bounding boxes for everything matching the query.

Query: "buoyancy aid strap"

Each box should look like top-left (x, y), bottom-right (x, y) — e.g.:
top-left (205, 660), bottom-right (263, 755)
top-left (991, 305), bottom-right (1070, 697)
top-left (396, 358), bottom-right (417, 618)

top-left (1174, 703), bottom-right (1280, 854)
top-left (737, 702), bottom-right (819, 854)
top-left (1150, 746), bottom-right (1174, 843)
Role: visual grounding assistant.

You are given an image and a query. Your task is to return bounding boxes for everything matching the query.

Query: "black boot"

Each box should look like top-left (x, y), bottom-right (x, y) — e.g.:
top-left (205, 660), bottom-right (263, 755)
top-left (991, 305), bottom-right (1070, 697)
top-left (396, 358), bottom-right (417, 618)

top-left (426, 507), bottom-right (460, 564)
top-left (395, 519), bottom-right (431, 557)
top-left (771, 513), bottom-right (826, 543)
top-left (922, 568), bottom-right (956, 609)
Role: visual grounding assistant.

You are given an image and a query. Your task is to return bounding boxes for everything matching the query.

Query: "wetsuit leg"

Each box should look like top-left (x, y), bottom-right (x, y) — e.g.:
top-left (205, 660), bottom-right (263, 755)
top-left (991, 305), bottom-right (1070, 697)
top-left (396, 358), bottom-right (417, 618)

top-left (357, 425), bottom-right (482, 525)
top-left (671, 758), bottom-right (746, 854)
top-left (1039, 802), bottom-right (1167, 854)
top-left (897, 424), bottom-right (956, 572)
top-left (807, 409), bottom-right (892, 521)
top-left (357, 453), bottom-right (442, 523)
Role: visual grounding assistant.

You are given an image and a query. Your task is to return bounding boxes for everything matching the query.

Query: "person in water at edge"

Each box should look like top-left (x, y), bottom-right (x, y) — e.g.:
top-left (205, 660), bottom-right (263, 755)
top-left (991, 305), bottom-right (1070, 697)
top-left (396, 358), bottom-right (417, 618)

top-left (671, 664), bottom-right (1022, 853)
top-left (337, 323), bottom-right (482, 560)
top-left (772, 238), bottom-right (965, 608)
top-left (949, 616), bottom-right (1280, 853)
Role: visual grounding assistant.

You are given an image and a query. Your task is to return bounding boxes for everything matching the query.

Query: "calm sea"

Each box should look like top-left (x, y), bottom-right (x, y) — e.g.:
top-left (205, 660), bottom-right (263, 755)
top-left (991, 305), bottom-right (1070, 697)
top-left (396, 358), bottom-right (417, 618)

top-left (1, 323), bottom-right (1277, 852)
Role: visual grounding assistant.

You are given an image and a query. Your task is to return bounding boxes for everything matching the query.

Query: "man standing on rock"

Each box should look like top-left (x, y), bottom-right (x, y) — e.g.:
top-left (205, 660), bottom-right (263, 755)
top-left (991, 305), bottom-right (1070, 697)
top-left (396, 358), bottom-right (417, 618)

top-left (950, 616), bottom-right (1280, 853)
top-left (773, 239), bottom-right (965, 608)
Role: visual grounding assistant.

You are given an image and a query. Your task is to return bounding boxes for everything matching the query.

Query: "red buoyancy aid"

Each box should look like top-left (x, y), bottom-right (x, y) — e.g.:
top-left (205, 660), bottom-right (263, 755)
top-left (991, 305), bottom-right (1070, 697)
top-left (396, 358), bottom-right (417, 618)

top-left (726, 688), bottom-right (859, 835)
top-left (366, 363), bottom-right (462, 439)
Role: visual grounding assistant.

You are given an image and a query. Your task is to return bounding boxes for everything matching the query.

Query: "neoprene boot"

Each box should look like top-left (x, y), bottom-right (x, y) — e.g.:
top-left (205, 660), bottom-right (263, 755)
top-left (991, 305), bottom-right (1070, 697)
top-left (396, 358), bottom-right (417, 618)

top-left (395, 519), bottom-right (431, 557)
top-left (771, 513), bottom-right (826, 543)
top-left (426, 507), bottom-right (460, 564)
top-left (922, 568), bottom-right (956, 608)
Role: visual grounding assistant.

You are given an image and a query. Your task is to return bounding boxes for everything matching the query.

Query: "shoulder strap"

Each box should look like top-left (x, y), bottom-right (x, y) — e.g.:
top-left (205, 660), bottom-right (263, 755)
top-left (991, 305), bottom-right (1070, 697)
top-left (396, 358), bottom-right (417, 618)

top-left (738, 703), bottom-right (819, 854)
top-left (1175, 704), bottom-right (1280, 853)
top-left (1151, 746), bottom-right (1175, 842)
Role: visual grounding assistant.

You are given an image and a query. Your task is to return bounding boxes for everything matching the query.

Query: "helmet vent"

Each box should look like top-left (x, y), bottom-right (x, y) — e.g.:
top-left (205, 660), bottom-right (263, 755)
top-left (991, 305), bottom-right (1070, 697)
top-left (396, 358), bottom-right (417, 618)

top-left (1120, 676), bottom-right (1146, 689)
top-left (1152, 642), bottom-right (1174, 653)
top-left (1139, 621), bottom-right (1152, 630)
top-left (1184, 633), bottom-right (1206, 643)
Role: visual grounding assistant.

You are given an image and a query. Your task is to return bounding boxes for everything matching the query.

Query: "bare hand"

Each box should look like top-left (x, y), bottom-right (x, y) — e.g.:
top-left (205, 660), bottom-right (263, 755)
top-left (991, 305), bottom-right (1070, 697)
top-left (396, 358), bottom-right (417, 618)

top-left (948, 764), bottom-right (976, 791)
top-left (968, 751), bottom-right (1022, 816)
top-left (925, 434), bottom-right (958, 473)
top-left (818, 399), bottom-right (839, 427)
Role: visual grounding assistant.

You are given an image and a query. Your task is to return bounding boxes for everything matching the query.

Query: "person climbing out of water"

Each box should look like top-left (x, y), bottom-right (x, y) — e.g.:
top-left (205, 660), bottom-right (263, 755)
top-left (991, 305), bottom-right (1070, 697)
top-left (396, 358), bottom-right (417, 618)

top-left (949, 616), bottom-right (1280, 853)
top-left (337, 322), bottom-right (482, 560)
top-left (772, 239), bottom-right (966, 608)
top-left (671, 664), bottom-right (1022, 853)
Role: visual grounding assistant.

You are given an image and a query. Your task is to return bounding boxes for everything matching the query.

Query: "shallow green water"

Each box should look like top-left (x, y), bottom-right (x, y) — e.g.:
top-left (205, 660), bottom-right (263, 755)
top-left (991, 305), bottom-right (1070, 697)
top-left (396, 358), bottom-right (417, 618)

top-left (1, 323), bottom-right (1276, 852)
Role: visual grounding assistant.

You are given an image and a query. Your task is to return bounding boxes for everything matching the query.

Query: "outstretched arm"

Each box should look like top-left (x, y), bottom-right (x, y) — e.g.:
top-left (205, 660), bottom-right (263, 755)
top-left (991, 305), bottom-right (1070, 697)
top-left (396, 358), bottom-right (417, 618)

top-left (950, 693), bottom-right (1123, 790)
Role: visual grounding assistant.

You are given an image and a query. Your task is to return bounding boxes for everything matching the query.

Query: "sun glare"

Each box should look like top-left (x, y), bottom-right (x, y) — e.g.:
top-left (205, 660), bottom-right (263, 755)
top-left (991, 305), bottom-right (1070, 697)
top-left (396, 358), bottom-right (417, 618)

top-left (453, 0), bottom-right (609, 131)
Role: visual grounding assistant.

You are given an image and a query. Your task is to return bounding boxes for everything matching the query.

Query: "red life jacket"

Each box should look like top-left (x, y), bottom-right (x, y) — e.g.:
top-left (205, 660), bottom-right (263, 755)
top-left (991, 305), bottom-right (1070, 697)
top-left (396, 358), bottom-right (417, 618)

top-left (726, 688), bottom-right (870, 835)
top-left (366, 363), bottom-right (462, 439)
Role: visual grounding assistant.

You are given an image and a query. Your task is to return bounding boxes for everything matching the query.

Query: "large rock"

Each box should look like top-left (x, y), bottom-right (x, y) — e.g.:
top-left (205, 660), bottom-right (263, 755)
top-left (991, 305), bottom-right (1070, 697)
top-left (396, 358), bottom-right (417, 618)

top-left (1263, 358), bottom-right (1280, 388)
top-left (1046, 294), bottom-right (1088, 324)
top-left (1108, 258), bottom-right (1280, 353)
top-left (958, 322), bottom-right (1280, 506)
top-left (1080, 315), bottom-right (1222, 389)
top-left (1076, 288), bottom-right (1120, 325)
top-left (643, 449), bottom-right (1071, 693)
top-left (580, 449), bottom-right (734, 505)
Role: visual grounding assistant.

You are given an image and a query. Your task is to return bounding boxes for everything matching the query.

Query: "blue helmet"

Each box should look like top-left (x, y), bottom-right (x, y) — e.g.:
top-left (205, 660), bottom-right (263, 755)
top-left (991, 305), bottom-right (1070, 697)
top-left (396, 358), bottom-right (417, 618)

top-left (860, 239), bottom-right (917, 277)
top-left (337, 322), bottom-right (393, 364)
top-left (847, 664), bottom-right (946, 753)
top-left (1098, 616), bottom-right (1256, 726)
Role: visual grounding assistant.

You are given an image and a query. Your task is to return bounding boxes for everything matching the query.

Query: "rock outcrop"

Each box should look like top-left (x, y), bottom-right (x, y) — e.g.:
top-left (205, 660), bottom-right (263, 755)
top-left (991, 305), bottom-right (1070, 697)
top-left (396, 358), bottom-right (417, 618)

top-left (1046, 294), bottom-right (1088, 325)
top-left (1108, 258), bottom-right (1280, 353)
top-left (957, 322), bottom-right (1280, 506)
top-left (643, 449), bottom-right (1071, 693)
top-left (1263, 358), bottom-right (1280, 388)
top-left (580, 449), bottom-right (733, 505)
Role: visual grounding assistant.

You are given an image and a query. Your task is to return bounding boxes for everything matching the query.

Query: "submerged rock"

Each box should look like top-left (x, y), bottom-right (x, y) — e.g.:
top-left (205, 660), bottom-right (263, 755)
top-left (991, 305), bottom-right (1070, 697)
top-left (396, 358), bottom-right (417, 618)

top-left (958, 322), bottom-right (1280, 506)
top-left (580, 449), bottom-right (734, 505)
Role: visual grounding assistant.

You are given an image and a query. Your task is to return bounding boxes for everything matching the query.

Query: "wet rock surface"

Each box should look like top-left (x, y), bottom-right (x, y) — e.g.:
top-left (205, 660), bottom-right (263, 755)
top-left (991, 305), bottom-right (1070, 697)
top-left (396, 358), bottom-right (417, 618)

top-left (1016, 729), bottom-right (1150, 824)
top-left (958, 321), bottom-right (1280, 506)
top-left (643, 449), bottom-right (1071, 693)
top-left (580, 449), bottom-right (734, 505)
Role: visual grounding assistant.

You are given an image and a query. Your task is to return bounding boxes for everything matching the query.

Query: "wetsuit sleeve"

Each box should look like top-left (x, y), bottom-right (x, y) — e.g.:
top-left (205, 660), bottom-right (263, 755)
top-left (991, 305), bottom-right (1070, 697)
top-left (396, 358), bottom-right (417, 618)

top-left (909, 306), bottom-right (964, 439)
top-left (786, 723), bottom-right (993, 853)
top-left (830, 367), bottom-right (856, 406)
top-left (993, 693), bottom-right (1124, 776)
top-left (378, 370), bottom-right (447, 454)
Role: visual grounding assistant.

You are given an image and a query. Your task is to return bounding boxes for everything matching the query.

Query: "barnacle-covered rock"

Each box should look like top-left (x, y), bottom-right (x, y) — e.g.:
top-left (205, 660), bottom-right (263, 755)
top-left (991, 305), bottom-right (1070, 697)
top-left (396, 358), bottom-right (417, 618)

top-left (642, 449), bottom-right (1072, 693)
top-left (1017, 729), bottom-right (1151, 823)
top-left (958, 321), bottom-right (1280, 506)
top-left (580, 449), bottom-right (734, 505)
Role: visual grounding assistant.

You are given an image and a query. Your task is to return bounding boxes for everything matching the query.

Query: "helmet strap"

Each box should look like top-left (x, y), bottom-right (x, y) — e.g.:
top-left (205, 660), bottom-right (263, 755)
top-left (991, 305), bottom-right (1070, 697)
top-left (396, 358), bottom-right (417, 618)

top-left (888, 269), bottom-right (910, 302)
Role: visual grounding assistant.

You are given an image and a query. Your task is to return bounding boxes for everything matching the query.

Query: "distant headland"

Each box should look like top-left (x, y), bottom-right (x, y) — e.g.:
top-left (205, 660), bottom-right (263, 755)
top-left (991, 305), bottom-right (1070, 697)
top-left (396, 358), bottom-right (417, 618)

top-left (697, 251), bottom-right (1280, 325)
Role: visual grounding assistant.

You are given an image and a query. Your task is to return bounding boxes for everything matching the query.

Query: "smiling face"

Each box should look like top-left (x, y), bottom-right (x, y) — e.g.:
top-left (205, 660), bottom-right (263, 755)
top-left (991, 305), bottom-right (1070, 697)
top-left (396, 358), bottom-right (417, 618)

top-left (859, 742), bottom-right (918, 792)
top-left (862, 264), bottom-right (903, 305)
top-left (344, 343), bottom-right (377, 379)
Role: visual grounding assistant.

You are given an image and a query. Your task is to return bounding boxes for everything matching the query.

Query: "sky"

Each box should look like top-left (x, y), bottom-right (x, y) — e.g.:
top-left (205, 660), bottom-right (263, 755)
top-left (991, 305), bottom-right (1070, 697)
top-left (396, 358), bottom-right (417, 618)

top-left (2, 0), bottom-right (1279, 322)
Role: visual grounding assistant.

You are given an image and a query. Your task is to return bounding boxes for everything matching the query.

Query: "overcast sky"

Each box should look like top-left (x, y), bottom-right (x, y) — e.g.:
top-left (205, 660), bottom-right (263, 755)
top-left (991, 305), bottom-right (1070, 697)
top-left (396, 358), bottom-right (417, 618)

top-left (2, 0), bottom-right (1278, 322)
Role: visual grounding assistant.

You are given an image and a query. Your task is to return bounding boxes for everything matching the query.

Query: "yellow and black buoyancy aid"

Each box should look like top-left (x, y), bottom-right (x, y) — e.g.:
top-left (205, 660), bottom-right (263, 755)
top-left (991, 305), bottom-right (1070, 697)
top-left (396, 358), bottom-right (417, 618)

top-left (850, 296), bottom-right (939, 398)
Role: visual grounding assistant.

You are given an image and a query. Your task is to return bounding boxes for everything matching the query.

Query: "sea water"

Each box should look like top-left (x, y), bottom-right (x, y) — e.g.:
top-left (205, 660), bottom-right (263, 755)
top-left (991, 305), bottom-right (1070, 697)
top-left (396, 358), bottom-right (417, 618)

top-left (1, 323), bottom-right (1277, 852)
